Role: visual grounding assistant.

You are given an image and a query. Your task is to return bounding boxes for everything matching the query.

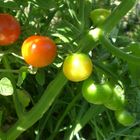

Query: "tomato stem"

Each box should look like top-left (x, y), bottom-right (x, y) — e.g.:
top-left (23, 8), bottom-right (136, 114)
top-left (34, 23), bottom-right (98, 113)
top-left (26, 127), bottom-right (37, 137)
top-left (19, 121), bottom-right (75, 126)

top-left (100, 36), bottom-right (140, 64)
top-left (5, 72), bottom-right (67, 140)
top-left (2, 56), bottom-right (24, 118)
top-left (65, 105), bottom-right (105, 140)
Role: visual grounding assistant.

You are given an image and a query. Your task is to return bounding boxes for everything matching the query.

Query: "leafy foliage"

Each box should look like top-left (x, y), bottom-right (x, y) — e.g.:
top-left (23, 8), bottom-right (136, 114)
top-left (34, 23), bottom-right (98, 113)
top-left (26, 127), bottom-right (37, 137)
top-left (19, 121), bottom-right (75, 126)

top-left (0, 0), bottom-right (140, 140)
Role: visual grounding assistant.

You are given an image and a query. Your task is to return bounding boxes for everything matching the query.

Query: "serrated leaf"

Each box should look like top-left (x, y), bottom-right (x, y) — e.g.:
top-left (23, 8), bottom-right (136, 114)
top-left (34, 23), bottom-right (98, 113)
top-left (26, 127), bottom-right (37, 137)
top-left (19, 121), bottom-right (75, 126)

top-left (0, 77), bottom-right (13, 96)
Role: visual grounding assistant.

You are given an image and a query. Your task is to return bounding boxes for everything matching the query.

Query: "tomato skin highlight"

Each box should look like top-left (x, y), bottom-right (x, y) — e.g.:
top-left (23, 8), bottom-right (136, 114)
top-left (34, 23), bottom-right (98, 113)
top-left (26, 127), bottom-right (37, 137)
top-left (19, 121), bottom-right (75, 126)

top-left (21, 35), bottom-right (57, 68)
top-left (90, 8), bottom-right (111, 26)
top-left (115, 110), bottom-right (135, 126)
top-left (82, 79), bottom-right (113, 104)
top-left (104, 84), bottom-right (125, 110)
top-left (63, 53), bottom-right (93, 82)
top-left (0, 13), bottom-right (20, 46)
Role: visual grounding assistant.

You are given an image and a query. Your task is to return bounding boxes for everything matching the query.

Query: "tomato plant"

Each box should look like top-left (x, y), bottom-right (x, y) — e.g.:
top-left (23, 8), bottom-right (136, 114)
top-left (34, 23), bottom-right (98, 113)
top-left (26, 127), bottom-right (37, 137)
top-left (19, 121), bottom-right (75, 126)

top-left (82, 78), bottom-right (113, 104)
top-left (115, 109), bottom-right (135, 126)
top-left (104, 84), bottom-right (125, 110)
top-left (0, 13), bottom-right (20, 46)
top-left (63, 53), bottom-right (93, 82)
top-left (90, 8), bottom-right (111, 26)
top-left (0, 0), bottom-right (139, 140)
top-left (21, 35), bottom-right (57, 68)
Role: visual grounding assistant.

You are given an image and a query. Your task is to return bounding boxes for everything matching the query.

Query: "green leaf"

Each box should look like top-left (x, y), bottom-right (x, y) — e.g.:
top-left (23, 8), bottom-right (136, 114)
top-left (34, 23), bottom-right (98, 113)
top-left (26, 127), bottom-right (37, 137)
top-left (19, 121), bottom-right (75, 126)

top-left (127, 43), bottom-right (140, 81)
top-left (17, 67), bottom-right (28, 87)
top-left (35, 70), bottom-right (45, 86)
top-left (127, 42), bottom-right (140, 57)
top-left (0, 77), bottom-right (13, 96)
top-left (0, 1), bottom-right (19, 9)
top-left (128, 62), bottom-right (140, 80)
top-left (36, 0), bottom-right (56, 9)
top-left (17, 89), bottom-right (30, 108)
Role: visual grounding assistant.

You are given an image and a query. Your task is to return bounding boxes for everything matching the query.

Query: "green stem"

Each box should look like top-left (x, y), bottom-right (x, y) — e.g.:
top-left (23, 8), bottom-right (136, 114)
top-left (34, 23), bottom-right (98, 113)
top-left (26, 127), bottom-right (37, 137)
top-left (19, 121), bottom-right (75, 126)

top-left (68, 105), bottom-right (105, 140)
top-left (0, 69), bottom-right (19, 73)
top-left (0, 131), bottom-right (6, 140)
top-left (106, 110), bottom-right (115, 132)
top-left (48, 93), bottom-right (81, 140)
top-left (78, 28), bottom-right (103, 53)
top-left (6, 72), bottom-right (67, 140)
top-left (100, 36), bottom-right (140, 65)
top-left (101, 0), bottom-right (136, 33)
top-left (2, 56), bottom-right (24, 118)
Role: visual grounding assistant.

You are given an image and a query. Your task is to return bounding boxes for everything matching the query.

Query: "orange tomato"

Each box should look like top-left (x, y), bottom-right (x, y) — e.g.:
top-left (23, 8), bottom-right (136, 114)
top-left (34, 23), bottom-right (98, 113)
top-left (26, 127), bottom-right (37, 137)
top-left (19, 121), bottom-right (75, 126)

top-left (0, 13), bottom-right (20, 46)
top-left (21, 35), bottom-right (57, 68)
top-left (63, 53), bottom-right (93, 82)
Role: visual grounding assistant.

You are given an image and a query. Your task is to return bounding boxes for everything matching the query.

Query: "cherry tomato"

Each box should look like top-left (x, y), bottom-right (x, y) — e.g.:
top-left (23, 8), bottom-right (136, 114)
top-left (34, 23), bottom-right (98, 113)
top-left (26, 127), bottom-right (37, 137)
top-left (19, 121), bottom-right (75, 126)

top-left (82, 78), bottom-right (113, 104)
top-left (63, 53), bottom-right (93, 82)
top-left (104, 84), bottom-right (125, 110)
top-left (115, 109), bottom-right (135, 126)
top-left (0, 13), bottom-right (20, 46)
top-left (90, 8), bottom-right (111, 26)
top-left (21, 35), bottom-right (57, 68)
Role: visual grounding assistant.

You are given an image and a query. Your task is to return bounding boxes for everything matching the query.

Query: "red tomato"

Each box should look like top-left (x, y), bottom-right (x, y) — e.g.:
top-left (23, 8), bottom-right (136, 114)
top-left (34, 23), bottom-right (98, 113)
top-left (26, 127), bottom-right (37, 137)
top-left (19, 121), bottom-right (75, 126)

top-left (0, 13), bottom-right (20, 46)
top-left (21, 35), bottom-right (57, 68)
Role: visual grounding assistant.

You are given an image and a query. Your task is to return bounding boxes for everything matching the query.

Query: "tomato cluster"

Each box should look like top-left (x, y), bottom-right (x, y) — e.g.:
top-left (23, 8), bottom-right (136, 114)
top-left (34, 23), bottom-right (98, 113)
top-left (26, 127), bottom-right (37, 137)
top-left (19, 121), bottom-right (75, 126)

top-left (0, 13), bottom-right (57, 68)
top-left (82, 78), bottom-right (135, 126)
top-left (1, 11), bottom-right (136, 127)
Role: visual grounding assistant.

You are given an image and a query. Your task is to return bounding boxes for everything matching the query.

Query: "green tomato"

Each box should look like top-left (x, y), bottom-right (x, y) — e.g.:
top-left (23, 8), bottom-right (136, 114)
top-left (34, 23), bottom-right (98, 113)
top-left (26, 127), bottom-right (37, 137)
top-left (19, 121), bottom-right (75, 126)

top-left (82, 79), bottom-right (113, 104)
top-left (90, 8), bottom-right (111, 26)
top-left (63, 53), bottom-right (93, 82)
top-left (104, 84), bottom-right (125, 110)
top-left (115, 109), bottom-right (135, 126)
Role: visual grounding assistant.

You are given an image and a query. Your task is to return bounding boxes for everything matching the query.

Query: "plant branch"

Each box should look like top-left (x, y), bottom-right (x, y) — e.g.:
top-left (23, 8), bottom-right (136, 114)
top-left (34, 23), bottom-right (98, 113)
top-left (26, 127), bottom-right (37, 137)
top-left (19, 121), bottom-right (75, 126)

top-left (101, 0), bottom-right (136, 33)
top-left (100, 35), bottom-right (140, 64)
top-left (5, 72), bottom-right (67, 140)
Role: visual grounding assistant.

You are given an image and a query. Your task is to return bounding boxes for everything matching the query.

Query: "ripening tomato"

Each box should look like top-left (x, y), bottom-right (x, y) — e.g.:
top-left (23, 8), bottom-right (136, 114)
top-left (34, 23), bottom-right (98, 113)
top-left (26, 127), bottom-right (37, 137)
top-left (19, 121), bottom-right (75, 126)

top-left (104, 84), bottom-right (125, 110)
top-left (82, 78), bottom-right (113, 104)
top-left (115, 109), bottom-right (135, 126)
top-left (21, 35), bottom-right (57, 68)
top-left (0, 13), bottom-right (20, 46)
top-left (63, 53), bottom-right (93, 82)
top-left (90, 8), bottom-right (111, 26)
